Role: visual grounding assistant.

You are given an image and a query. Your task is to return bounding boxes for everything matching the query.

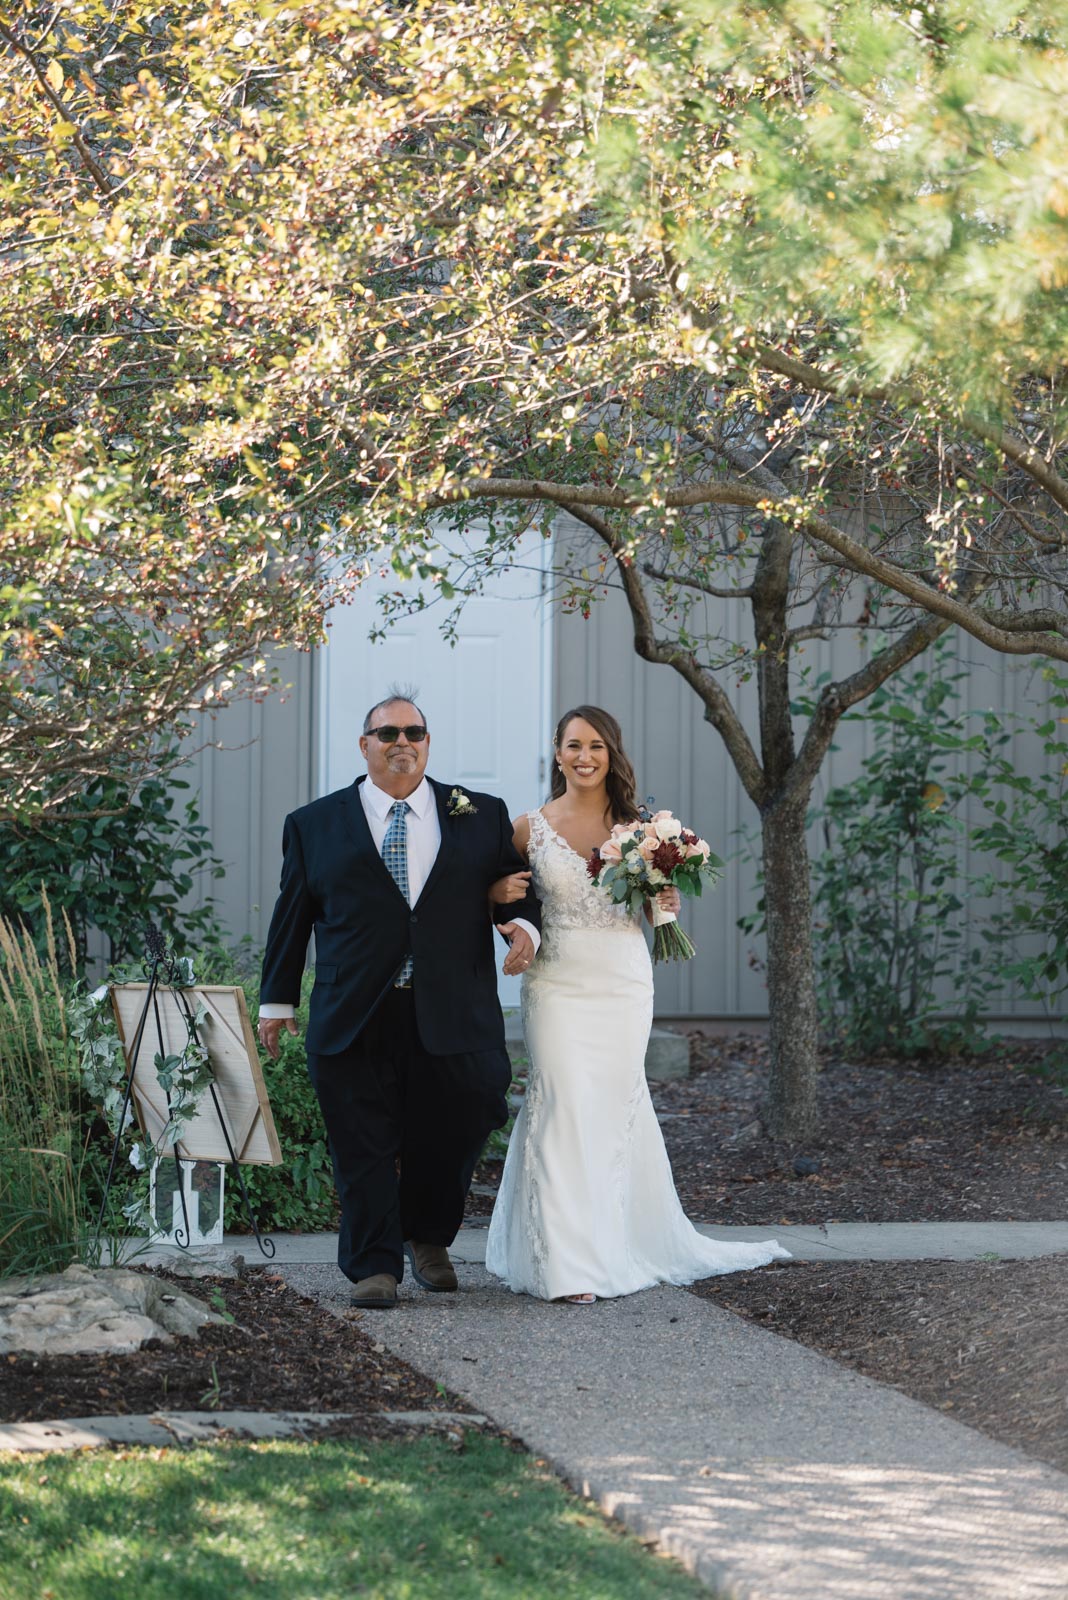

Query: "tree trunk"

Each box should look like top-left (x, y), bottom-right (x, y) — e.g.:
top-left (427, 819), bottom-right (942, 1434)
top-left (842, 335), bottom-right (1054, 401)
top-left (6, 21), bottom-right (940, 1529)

top-left (761, 795), bottom-right (820, 1140)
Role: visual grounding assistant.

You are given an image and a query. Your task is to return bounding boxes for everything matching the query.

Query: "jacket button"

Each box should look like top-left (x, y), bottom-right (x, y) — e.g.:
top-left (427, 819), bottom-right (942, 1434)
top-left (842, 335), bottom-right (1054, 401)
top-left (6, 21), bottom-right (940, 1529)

top-left (410, 914), bottom-right (418, 924)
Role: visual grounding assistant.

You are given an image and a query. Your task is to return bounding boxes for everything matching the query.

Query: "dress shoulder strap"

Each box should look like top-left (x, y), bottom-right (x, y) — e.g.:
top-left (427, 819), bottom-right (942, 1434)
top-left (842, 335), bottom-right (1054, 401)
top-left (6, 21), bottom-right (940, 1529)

top-left (527, 808), bottom-right (551, 848)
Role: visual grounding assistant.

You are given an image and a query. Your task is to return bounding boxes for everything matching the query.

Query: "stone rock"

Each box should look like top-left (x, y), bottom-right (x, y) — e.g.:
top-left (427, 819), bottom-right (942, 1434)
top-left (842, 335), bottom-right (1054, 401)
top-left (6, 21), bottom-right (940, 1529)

top-left (0, 1263), bottom-right (225, 1357)
top-left (144, 1249), bottom-right (245, 1281)
top-left (643, 1027), bottom-right (690, 1083)
top-left (793, 1154), bottom-right (822, 1177)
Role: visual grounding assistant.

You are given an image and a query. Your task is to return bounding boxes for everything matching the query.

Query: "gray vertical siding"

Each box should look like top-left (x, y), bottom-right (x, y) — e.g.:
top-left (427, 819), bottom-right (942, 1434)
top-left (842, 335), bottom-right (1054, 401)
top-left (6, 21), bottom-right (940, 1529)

top-left (551, 515), bottom-right (1061, 1020)
top-left (181, 647), bottom-right (317, 949)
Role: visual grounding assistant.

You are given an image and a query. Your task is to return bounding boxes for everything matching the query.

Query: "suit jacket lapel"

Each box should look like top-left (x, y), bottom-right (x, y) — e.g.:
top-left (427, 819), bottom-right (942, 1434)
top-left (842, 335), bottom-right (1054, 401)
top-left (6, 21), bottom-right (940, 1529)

top-left (413, 778), bottom-right (453, 910)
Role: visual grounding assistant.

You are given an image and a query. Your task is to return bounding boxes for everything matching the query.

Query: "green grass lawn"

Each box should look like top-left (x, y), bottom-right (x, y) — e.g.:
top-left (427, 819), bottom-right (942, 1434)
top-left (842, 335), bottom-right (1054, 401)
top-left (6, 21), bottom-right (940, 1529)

top-left (0, 1432), bottom-right (712, 1599)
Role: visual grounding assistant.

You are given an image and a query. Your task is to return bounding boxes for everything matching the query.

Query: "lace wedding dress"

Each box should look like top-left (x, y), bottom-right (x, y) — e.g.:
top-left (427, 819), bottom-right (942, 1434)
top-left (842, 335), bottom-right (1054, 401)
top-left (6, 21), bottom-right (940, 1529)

top-left (485, 810), bottom-right (790, 1300)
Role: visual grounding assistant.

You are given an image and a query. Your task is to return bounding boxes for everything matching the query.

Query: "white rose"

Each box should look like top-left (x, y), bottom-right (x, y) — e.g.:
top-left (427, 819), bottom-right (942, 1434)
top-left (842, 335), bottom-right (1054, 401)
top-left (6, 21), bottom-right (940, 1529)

top-left (646, 867), bottom-right (668, 887)
top-left (626, 853), bottom-right (644, 874)
top-left (654, 815), bottom-right (683, 841)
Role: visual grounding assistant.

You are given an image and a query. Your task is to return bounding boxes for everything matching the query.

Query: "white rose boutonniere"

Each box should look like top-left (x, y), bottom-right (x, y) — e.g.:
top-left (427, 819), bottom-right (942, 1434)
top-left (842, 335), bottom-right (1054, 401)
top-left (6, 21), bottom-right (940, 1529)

top-left (448, 787), bottom-right (478, 817)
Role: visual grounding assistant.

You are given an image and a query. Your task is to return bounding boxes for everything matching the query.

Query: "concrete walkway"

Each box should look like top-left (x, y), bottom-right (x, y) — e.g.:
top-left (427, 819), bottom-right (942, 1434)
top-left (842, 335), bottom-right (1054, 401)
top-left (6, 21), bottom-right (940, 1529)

top-left (281, 1257), bottom-right (1068, 1600)
top-left (38, 1223), bottom-right (1068, 1596)
top-left (149, 1218), bottom-right (1068, 1270)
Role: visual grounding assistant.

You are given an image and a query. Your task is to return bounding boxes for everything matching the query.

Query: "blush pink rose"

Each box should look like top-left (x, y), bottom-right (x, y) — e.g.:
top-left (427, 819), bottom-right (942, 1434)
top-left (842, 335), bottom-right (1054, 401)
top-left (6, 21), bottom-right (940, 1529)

top-left (600, 838), bottom-right (623, 863)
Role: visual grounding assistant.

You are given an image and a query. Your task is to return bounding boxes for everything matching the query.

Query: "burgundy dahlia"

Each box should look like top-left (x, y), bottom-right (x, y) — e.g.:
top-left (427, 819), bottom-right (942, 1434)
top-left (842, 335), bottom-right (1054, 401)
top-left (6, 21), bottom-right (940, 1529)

top-left (651, 840), bottom-right (682, 874)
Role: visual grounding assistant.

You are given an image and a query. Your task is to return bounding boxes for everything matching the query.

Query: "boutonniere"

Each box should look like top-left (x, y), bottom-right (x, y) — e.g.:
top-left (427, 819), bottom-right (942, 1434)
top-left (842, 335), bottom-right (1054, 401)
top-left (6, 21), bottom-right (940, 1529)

top-left (448, 787), bottom-right (478, 817)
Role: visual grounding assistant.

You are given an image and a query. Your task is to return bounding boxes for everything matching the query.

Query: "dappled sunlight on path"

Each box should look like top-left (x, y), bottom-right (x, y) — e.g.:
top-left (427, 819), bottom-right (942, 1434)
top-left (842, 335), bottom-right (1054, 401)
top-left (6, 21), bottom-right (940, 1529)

top-left (288, 1261), bottom-right (1068, 1600)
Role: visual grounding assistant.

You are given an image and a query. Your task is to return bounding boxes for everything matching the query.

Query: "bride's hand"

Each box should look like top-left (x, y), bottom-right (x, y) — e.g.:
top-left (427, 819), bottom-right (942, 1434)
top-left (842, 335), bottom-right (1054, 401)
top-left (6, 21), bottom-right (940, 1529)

top-left (489, 870), bottom-right (532, 905)
top-left (657, 886), bottom-right (681, 914)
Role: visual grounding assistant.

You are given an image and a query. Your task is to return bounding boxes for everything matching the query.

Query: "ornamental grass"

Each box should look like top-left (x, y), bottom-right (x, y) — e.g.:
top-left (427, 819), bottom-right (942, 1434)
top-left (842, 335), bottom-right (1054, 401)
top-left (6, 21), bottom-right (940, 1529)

top-left (0, 898), bottom-right (82, 1279)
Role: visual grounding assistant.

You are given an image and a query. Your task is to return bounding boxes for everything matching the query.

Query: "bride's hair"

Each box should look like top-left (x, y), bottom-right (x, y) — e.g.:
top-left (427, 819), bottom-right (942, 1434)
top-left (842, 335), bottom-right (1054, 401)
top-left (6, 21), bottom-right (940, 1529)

top-left (549, 705), bottom-right (639, 823)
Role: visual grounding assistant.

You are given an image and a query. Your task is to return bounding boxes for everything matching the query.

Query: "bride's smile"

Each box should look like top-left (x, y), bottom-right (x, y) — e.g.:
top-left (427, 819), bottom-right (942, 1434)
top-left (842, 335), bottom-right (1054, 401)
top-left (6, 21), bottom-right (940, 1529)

top-left (558, 720), bottom-right (610, 789)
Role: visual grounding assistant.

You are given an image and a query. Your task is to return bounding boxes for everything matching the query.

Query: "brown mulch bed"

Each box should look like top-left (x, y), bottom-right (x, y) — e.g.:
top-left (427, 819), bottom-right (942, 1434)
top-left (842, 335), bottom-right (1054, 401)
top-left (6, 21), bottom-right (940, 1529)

top-left (467, 1032), bottom-right (1068, 1223)
top-left (691, 1256), bottom-right (1068, 1475)
top-left (0, 1270), bottom-right (469, 1435)
top-left (8, 1035), bottom-right (1063, 1462)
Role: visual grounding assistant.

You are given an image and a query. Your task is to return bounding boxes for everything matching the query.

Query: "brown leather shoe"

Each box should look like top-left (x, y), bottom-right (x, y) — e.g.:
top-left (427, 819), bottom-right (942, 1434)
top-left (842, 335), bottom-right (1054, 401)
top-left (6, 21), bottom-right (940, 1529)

top-left (404, 1240), bottom-right (458, 1292)
top-left (350, 1272), bottom-right (397, 1309)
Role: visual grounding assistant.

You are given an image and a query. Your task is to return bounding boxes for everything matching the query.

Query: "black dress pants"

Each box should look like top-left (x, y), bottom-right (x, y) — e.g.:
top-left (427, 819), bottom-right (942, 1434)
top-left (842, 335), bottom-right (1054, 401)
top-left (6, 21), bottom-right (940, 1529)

top-left (306, 986), bottom-right (511, 1284)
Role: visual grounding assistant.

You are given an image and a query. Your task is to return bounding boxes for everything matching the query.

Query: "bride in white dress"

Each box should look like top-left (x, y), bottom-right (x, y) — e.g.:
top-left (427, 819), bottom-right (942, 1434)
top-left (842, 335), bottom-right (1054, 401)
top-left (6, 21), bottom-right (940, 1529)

top-left (485, 705), bottom-right (789, 1303)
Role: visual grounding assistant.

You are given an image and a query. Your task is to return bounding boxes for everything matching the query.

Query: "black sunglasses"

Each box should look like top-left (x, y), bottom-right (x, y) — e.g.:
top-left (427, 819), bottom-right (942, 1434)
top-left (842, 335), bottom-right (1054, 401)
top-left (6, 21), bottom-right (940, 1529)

top-left (367, 725), bottom-right (428, 744)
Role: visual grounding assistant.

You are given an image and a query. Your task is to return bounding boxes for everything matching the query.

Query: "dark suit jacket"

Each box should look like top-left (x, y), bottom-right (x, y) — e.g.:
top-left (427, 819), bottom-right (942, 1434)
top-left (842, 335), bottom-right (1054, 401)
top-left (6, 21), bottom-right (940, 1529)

top-left (259, 776), bottom-right (541, 1057)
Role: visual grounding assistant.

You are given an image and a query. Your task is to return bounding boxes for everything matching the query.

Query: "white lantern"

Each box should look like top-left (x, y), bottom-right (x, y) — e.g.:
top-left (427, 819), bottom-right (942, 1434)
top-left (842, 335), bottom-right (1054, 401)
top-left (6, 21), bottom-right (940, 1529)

top-left (149, 1157), bottom-right (226, 1247)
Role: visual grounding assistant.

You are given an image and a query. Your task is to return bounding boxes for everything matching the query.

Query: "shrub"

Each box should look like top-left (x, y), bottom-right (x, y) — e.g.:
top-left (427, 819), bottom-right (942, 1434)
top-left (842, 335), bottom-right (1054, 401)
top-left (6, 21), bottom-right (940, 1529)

top-left (0, 756), bottom-right (225, 970)
top-left (196, 944), bottom-right (337, 1236)
top-left (809, 656), bottom-right (994, 1056)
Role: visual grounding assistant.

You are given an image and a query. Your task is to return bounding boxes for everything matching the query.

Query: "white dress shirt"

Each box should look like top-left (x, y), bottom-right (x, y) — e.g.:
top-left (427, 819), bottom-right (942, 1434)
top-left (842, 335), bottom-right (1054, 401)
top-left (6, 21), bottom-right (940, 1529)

top-left (259, 776), bottom-right (538, 1019)
top-left (361, 773), bottom-right (441, 903)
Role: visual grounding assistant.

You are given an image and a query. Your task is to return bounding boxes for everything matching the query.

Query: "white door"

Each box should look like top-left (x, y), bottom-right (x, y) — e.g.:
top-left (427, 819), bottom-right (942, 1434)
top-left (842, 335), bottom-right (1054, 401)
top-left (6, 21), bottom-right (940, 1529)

top-left (317, 531), bottom-right (553, 1008)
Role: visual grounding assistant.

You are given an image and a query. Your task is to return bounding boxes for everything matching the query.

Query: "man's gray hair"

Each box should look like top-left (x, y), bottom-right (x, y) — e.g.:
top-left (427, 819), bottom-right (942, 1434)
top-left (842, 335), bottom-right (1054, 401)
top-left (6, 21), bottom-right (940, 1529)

top-left (362, 686), bottom-right (427, 735)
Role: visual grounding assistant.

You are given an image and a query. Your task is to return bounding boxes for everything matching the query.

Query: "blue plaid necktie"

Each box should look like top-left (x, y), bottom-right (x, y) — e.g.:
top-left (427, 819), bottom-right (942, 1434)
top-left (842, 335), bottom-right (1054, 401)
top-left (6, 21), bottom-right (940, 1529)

top-left (382, 800), bottom-right (414, 986)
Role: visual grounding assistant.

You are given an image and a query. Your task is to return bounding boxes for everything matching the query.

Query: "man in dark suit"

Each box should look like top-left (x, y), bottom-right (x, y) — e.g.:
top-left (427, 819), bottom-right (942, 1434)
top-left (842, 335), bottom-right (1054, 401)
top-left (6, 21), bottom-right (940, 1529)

top-left (257, 694), bottom-right (540, 1308)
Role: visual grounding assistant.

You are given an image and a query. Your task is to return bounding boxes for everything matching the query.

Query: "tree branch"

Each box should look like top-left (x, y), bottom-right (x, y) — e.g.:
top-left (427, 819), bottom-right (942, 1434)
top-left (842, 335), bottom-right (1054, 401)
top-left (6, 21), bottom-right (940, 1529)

top-left (749, 340), bottom-right (1068, 517)
top-left (785, 612), bottom-right (953, 805)
top-left (0, 21), bottom-right (114, 197)
top-left (980, 606), bottom-right (1068, 640)
top-left (431, 476), bottom-right (1068, 662)
top-left (559, 500), bottom-right (767, 805)
top-left (642, 562), bottom-right (753, 600)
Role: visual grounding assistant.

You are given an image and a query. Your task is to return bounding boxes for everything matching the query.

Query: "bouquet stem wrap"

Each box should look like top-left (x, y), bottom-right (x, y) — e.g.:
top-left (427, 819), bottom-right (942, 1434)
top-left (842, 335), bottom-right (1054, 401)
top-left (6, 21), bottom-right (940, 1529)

top-left (650, 902), bottom-right (697, 963)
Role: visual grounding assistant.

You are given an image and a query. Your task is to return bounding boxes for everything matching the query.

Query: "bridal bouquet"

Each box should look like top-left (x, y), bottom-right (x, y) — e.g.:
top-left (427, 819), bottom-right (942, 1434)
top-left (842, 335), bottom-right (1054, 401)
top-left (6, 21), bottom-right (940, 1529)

top-left (587, 812), bottom-right (723, 962)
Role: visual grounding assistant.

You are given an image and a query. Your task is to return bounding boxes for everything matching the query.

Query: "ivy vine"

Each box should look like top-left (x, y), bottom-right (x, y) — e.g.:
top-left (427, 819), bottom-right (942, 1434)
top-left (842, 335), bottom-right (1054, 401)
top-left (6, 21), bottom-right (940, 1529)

top-left (69, 960), bottom-right (216, 1159)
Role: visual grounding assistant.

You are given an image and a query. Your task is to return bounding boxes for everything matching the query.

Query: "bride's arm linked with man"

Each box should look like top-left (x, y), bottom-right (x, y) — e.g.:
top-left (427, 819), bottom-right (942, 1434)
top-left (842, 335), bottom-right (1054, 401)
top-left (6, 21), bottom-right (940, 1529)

top-left (258, 694), bottom-right (787, 1310)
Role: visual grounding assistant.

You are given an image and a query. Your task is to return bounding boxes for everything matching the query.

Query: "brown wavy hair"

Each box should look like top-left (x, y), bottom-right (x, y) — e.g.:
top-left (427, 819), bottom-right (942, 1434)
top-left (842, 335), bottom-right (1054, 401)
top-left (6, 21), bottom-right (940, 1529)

top-left (549, 705), bottom-right (639, 824)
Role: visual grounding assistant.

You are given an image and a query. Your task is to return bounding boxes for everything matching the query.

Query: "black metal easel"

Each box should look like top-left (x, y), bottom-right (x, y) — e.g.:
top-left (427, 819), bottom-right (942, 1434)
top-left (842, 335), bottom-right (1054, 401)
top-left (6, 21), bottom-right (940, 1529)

top-left (95, 927), bottom-right (275, 1259)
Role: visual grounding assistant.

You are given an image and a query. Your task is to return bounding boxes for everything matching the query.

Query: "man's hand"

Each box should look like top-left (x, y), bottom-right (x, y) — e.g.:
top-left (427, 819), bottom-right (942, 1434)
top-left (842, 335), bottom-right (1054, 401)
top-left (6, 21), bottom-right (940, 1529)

top-left (489, 869), bottom-right (532, 905)
top-left (257, 1016), bottom-right (300, 1060)
top-left (500, 923), bottom-right (535, 976)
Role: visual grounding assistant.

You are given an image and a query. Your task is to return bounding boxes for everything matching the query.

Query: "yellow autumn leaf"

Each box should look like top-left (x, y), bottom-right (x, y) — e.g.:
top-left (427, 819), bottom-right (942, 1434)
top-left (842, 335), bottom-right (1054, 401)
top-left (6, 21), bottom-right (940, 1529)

top-left (593, 430), bottom-right (610, 455)
top-left (921, 782), bottom-right (946, 811)
top-left (45, 59), bottom-right (64, 93)
top-left (421, 392), bottom-right (442, 411)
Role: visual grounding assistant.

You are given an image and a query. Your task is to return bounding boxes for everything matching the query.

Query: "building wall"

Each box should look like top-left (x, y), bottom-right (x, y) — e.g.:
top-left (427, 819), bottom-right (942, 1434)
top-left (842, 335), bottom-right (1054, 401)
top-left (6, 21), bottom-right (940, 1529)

top-left (184, 531), bottom-right (1059, 1022)
top-left (550, 514), bottom-right (1058, 1021)
top-left (182, 647), bottom-right (318, 950)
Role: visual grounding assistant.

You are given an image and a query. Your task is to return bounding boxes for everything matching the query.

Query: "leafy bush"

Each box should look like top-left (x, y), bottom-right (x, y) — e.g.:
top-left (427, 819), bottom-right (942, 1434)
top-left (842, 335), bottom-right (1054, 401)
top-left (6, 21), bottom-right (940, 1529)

top-left (196, 944), bottom-right (337, 1236)
top-left (0, 758), bottom-right (225, 969)
top-left (808, 650), bottom-right (993, 1056)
